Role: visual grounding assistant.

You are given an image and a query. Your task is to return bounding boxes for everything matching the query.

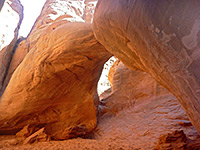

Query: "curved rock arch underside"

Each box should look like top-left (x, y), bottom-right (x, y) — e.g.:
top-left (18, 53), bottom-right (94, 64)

top-left (93, 0), bottom-right (200, 135)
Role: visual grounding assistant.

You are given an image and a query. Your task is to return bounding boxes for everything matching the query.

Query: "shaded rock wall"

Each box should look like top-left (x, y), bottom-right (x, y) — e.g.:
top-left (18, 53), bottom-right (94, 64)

top-left (0, 0), bottom-right (5, 12)
top-left (96, 61), bottom-right (199, 149)
top-left (93, 0), bottom-right (200, 134)
top-left (99, 60), bottom-right (167, 113)
top-left (0, 0), bottom-right (23, 96)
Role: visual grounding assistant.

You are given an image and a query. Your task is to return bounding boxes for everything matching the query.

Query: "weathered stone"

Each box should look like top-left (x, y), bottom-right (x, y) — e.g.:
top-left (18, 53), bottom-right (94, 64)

top-left (23, 128), bottom-right (48, 144)
top-left (155, 130), bottom-right (187, 150)
top-left (16, 125), bottom-right (38, 138)
top-left (2, 0), bottom-right (99, 95)
top-left (0, 0), bottom-right (23, 96)
top-left (99, 60), bottom-right (168, 114)
top-left (0, 22), bottom-right (111, 139)
top-left (155, 130), bottom-right (200, 150)
top-left (96, 61), bottom-right (199, 149)
top-left (0, 0), bottom-right (111, 140)
top-left (93, 0), bottom-right (200, 134)
top-left (1, 37), bottom-right (27, 94)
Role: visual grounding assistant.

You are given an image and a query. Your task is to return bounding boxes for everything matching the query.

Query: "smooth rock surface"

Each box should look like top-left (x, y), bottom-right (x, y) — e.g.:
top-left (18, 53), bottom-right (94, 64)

top-left (0, 22), bottom-right (111, 139)
top-left (2, 0), bottom-right (98, 96)
top-left (99, 60), bottom-right (167, 114)
top-left (0, 0), bottom-right (111, 140)
top-left (0, 0), bottom-right (23, 96)
top-left (93, 0), bottom-right (200, 134)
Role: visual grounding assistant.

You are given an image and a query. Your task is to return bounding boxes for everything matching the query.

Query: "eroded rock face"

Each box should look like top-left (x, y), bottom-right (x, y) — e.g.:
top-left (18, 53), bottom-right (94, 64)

top-left (0, 22), bottom-right (111, 139)
top-left (0, 0), bottom-right (23, 95)
top-left (1, 0), bottom-right (99, 95)
top-left (99, 60), bottom-right (168, 114)
top-left (29, 0), bottom-right (97, 40)
top-left (97, 61), bottom-right (199, 149)
top-left (93, 0), bottom-right (200, 134)
top-left (0, 0), bottom-right (110, 140)
top-left (155, 130), bottom-right (200, 150)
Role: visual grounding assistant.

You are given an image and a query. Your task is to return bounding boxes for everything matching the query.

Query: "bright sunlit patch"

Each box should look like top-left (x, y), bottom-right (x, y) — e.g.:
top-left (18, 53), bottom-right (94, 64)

top-left (47, 0), bottom-right (85, 23)
top-left (19, 0), bottom-right (46, 37)
top-left (0, 1), bottom-right (19, 50)
top-left (98, 56), bottom-right (116, 95)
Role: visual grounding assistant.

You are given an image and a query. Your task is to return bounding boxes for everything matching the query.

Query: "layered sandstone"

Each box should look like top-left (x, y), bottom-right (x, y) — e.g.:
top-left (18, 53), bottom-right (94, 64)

top-left (0, 22), bottom-right (111, 140)
top-left (93, 0), bottom-right (200, 134)
top-left (155, 130), bottom-right (200, 150)
top-left (0, 0), bottom-right (111, 140)
top-left (0, 0), bottom-right (23, 95)
top-left (2, 0), bottom-right (98, 95)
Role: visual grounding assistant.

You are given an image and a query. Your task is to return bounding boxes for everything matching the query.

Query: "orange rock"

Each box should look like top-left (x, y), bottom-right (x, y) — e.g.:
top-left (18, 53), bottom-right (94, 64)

top-left (0, 22), bottom-right (111, 139)
top-left (0, 0), bottom-right (111, 140)
top-left (93, 0), bottom-right (200, 135)
top-left (23, 128), bottom-right (48, 144)
top-left (16, 125), bottom-right (39, 138)
top-left (155, 130), bottom-right (187, 150)
top-left (2, 37), bottom-right (28, 93)
top-left (99, 60), bottom-right (168, 114)
top-left (0, 0), bottom-right (23, 96)
top-left (96, 61), bottom-right (199, 149)
top-left (2, 0), bottom-right (98, 94)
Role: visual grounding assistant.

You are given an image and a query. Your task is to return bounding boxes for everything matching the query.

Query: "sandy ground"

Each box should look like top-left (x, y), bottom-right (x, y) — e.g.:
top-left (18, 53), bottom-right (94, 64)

top-left (0, 136), bottom-right (135, 150)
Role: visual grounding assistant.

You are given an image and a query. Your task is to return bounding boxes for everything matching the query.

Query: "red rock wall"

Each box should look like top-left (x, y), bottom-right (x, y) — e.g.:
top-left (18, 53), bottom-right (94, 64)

top-left (2, 0), bottom-right (99, 93)
top-left (97, 61), bottom-right (199, 149)
top-left (0, 0), bottom-right (23, 96)
top-left (93, 0), bottom-right (200, 135)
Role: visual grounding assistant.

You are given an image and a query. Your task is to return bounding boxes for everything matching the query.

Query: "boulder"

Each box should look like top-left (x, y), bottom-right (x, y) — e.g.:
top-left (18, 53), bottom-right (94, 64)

top-left (93, 0), bottom-right (200, 134)
top-left (0, 0), bottom-right (23, 96)
top-left (155, 130), bottom-right (200, 150)
top-left (0, 22), bottom-right (111, 140)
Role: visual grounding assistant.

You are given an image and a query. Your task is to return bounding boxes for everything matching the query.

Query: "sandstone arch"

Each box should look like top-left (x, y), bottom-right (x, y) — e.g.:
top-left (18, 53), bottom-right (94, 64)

top-left (93, 0), bottom-right (200, 134)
